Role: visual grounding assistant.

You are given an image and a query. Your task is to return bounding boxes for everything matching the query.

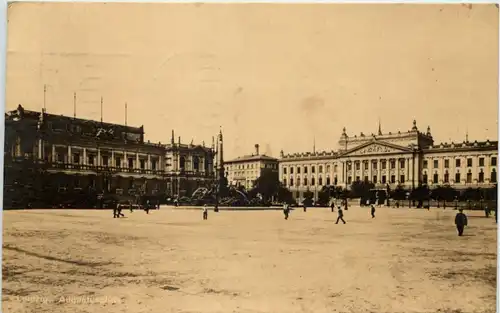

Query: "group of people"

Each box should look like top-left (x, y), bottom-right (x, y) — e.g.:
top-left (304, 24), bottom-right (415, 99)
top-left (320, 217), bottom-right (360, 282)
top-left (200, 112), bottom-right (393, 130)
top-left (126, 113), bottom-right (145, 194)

top-left (112, 200), bottom-right (157, 218)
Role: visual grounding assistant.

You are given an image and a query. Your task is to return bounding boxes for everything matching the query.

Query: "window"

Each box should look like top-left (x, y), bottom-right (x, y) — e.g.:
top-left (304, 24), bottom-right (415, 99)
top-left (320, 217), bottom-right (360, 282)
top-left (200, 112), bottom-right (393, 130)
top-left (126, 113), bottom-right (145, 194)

top-left (382, 161), bottom-right (387, 170)
top-left (334, 177), bottom-right (338, 185)
top-left (372, 162), bottom-right (377, 170)
top-left (400, 175), bottom-right (405, 183)
top-left (422, 174), bottom-right (428, 183)
top-left (180, 156), bottom-right (185, 169)
top-left (444, 171), bottom-right (449, 183)
top-left (304, 167), bottom-right (308, 174)
top-left (326, 177), bottom-right (330, 185)
top-left (297, 178), bottom-right (301, 186)
top-left (390, 160), bottom-right (395, 169)
top-left (326, 165), bottom-right (330, 172)
top-left (102, 156), bottom-right (109, 167)
top-left (382, 175), bottom-right (386, 184)
top-left (356, 176), bottom-right (360, 182)
top-left (399, 160), bottom-right (405, 169)
top-left (466, 171), bottom-right (472, 184)
top-left (303, 178), bottom-right (308, 186)
top-left (128, 158), bottom-right (134, 168)
top-left (355, 162), bottom-right (360, 170)
top-left (88, 155), bottom-right (95, 165)
top-left (151, 160), bottom-right (157, 170)
top-left (491, 169), bottom-right (497, 183)
top-left (73, 153), bottom-right (80, 164)
top-left (347, 163), bottom-right (352, 171)
top-left (467, 158), bottom-right (472, 167)
top-left (479, 170), bottom-right (484, 183)
top-left (390, 175), bottom-right (395, 183)
top-left (444, 159), bottom-right (449, 168)
top-left (373, 175), bottom-right (377, 183)
top-left (319, 177), bottom-right (323, 185)
top-left (455, 173), bottom-right (461, 183)
top-left (423, 160), bottom-right (428, 169)
top-left (296, 167), bottom-right (300, 174)
top-left (348, 176), bottom-right (352, 184)
top-left (284, 168), bottom-right (287, 175)
top-left (433, 173), bottom-right (438, 184)
top-left (479, 157), bottom-right (484, 167)
top-left (492, 157), bottom-right (497, 166)
top-left (283, 178), bottom-right (287, 186)
top-left (319, 165), bottom-right (323, 173)
top-left (456, 159), bottom-right (461, 167)
top-left (291, 167), bottom-right (295, 174)
top-left (311, 177), bottom-right (315, 186)
top-left (290, 178), bottom-right (294, 186)
top-left (140, 159), bottom-right (146, 169)
top-left (312, 166), bottom-right (315, 174)
top-left (364, 162), bottom-right (368, 170)
top-left (115, 157), bottom-right (121, 167)
top-left (193, 157), bottom-right (200, 170)
top-left (433, 160), bottom-right (438, 169)
top-left (364, 176), bottom-right (368, 182)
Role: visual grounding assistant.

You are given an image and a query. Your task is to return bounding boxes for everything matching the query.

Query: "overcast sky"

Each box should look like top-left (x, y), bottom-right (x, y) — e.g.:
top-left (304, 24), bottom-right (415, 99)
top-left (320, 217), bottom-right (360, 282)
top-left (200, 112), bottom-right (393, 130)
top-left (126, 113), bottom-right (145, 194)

top-left (6, 3), bottom-right (498, 159)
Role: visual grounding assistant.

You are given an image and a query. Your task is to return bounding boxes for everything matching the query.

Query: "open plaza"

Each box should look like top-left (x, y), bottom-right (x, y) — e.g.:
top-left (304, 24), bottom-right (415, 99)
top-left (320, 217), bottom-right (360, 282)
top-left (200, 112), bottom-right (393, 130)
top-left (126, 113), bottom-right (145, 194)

top-left (2, 206), bottom-right (497, 313)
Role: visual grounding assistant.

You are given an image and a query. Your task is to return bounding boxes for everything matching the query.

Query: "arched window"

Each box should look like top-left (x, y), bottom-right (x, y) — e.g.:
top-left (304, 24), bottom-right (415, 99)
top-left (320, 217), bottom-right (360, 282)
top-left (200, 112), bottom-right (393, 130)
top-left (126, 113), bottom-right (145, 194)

top-left (180, 156), bottom-right (186, 169)
top-left (193, 156), bottom-right (200, 171)
top-left (478, 169), bottom-right (484, 183)
top-left (433, 173), bottom-right (438, 184)
top-left (283, 178), bottom-right (287, 186)
top-left (319, 176), bottom-right (323, 186)
top-left (319, 165), bottom-right (323, 173)
top-left (326, 177), bottom-right (331, 185)
top-left (303, 177), bottom-right (308, 186)
top-left (491, 168), bottom-right (497, 183)
top-left (311, 177), bottom-right (315, 186)
top-left (444, 170), bottom-right (449, 183)
top-left (422, 171), bottom-right (428, 184)
top-left (290, 178), bottom-right (294, 187)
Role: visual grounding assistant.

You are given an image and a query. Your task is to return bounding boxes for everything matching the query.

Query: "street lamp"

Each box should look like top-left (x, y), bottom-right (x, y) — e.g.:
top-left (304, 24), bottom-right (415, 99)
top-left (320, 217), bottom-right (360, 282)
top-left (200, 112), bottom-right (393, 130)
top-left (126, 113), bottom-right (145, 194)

top-left (344, 159), bottom-right (351, 211)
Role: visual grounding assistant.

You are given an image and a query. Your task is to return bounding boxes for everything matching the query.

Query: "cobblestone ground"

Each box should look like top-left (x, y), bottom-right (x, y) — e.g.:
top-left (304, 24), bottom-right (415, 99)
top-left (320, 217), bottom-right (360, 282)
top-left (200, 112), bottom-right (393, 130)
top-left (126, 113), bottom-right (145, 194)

top-left (2, 206), bottom-right (497, 313)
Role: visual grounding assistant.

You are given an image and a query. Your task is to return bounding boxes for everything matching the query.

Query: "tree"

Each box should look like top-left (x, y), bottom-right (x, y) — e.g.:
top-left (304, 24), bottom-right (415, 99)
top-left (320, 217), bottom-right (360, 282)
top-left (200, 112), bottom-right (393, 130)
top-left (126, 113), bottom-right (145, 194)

top-left (250, 170), bottom-right (280, 201)
top-left (303, 189), bottom-right (314, 206)
top-left (317, 186), bottom-right (331, 206)
top-left (350, 181), bottom-right (375, 198)
top-left (391, 185), bottom-right (407, 201)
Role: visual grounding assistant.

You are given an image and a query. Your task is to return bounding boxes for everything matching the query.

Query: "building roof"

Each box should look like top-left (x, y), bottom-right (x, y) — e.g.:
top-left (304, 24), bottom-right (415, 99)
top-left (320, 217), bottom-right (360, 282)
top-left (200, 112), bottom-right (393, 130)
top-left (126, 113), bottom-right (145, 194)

top-left (226, 154), bottom-right (278, 164)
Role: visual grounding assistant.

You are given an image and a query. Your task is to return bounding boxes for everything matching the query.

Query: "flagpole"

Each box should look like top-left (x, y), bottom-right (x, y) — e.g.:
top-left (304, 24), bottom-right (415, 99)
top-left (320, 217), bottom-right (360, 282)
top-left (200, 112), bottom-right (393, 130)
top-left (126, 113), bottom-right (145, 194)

top-left (125, 102), bottom-right (128, 127)
top-left (73, 92), bottom-right (77, 118)
top-left (43, 84), bottom-right (47, 111)
top-left (100, 96), bottom-right (103, 124)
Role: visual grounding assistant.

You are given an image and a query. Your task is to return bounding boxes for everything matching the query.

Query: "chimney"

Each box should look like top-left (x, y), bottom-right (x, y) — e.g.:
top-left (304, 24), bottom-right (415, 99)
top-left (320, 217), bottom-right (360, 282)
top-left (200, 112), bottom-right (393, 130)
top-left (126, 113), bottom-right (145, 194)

top-left (255, 144), bottom-right (260, 155)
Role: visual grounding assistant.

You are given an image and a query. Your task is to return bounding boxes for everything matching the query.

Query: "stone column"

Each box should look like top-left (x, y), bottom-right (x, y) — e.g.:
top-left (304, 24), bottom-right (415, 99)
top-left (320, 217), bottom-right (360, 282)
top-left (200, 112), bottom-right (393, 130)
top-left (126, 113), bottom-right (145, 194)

top-left (124, 151), bottom-right (128, 168)
top-left (68, 146), bottom-right (72, 163)
top-left (395, 158), bottom-right (399, 184)
top-left (38, 139), bottom-right (43, 160)
top-left (52, 145), bottom-right (56, 162)
top-left (148, 154), bottom-right (151, 170)
top-left (83, 148), bottom-right (87, 165)
top-left (111, 150), bottom-right (115, 167)
top-left (97, 149), bottom-right (101, 167)
top-left (368, 159), bottom-right (373, 182)
top-left (136, 153), bottom-right (139, 169)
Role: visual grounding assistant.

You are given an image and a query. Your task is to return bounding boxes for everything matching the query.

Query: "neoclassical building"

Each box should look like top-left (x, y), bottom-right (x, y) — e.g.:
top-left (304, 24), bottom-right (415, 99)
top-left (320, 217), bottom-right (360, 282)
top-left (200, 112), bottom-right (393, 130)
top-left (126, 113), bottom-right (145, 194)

top-left (225, 144), bottom-right (279, 190)
top-left (4, 105), bottom-right (216, 207)
top-left (279, 121), bottom-right (498, 202)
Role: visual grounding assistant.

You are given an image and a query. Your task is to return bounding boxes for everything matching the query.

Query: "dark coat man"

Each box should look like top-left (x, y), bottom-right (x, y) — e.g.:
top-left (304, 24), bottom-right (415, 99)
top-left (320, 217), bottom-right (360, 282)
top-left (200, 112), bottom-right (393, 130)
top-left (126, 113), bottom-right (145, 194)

top-left (371, 205), bottom-right (376, 218)
top-left (454, 209), bottom-right (468, 236)
top-left (336, 207), bottom-right (346, 224)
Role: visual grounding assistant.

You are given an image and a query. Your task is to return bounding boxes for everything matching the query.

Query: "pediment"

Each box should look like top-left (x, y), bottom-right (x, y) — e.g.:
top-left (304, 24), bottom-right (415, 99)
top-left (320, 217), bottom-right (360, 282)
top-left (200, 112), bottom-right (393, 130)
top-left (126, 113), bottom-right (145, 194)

top-left (342, 141), bottom-right (412, 157)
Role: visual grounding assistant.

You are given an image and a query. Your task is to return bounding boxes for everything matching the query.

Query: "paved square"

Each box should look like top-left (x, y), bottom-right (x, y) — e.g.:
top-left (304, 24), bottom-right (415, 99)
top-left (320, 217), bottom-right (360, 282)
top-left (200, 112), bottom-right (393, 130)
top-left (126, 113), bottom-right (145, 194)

top-left (2, 207), bottom-right (497, 313)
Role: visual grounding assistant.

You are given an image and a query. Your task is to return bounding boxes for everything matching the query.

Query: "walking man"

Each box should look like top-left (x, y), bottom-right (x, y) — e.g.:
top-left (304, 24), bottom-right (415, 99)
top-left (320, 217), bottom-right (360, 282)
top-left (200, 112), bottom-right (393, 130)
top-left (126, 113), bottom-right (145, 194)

top-left (303, 202), bottom-right (307, 212)
top-left (484, 205), bottom-right (490, 218)
top-left (283, 203), bottom-right (290, 220)
top-left (335, 206), bottom-right (346, 224)
top-left (371, 204), bottom-right (376, 218)
top-left (203, 204), bottom-right (208, 220)
top-left (454, 209), bottom-right (468, 236)
top-left (331, 201), bottom-right (335, 212)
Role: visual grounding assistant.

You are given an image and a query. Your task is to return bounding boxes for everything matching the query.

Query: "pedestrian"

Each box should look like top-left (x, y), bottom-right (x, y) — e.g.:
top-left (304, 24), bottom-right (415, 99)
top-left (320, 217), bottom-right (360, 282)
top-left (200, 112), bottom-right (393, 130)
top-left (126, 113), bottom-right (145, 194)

top-left (283, 203), bottom-right (290, 220)
top-left (303, 202), bottom-right (307, 212)
top-left (454, 208), bottom-right (468, 236)
top-left (331, 201), bottom-right (335, 212)
top-left (335, 206), bottom-right (346, 224)
top-left (145, 200), bottom-right (150, 214)
top-left (371, 204), bottom-right (376, 218)
top-left (203, 204), bottom-right (208, 220)
top-left (484, 205), bottom-right (490, 218)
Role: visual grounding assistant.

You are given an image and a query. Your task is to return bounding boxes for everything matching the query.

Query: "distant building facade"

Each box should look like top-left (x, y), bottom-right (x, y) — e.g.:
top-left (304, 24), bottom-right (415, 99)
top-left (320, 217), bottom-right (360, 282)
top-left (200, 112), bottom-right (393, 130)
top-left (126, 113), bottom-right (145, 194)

top-left (279, 120), bottom-right (498, 202)
top-left (4, 105), bottom-right (216, 207)
top-left (225, 144), bottom-right (279, 190)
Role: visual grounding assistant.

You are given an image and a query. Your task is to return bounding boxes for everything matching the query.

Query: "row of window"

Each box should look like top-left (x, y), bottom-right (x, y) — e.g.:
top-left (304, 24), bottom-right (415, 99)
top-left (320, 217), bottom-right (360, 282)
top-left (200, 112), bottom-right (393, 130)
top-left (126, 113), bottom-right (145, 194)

top-left (226, 163), bottom-right (277, 170)
top-left (57, 153), bottom-right (159, 170)
top-left (283, 169), bottom-right (498, 187)
top-left (423, 156), bottom-right (497, 169)
top-left (422, 169), bottom-right (497, 184)
top-left (284, 164), bottom-right (334, 175)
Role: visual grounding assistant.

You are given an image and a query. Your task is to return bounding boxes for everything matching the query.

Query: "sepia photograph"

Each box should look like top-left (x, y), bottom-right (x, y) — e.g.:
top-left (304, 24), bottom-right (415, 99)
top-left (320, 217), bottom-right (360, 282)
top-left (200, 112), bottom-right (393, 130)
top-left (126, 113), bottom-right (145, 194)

top-left (2, 2), bottom-right (499, 313)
